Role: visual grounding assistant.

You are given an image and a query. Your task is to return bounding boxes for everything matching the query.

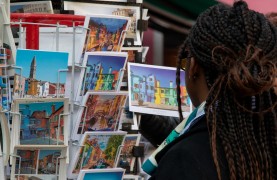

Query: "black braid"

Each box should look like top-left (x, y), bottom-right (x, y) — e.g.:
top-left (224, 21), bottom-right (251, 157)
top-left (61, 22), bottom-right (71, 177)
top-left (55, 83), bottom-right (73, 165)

top-left (176, 1), bottom-right (277, 179)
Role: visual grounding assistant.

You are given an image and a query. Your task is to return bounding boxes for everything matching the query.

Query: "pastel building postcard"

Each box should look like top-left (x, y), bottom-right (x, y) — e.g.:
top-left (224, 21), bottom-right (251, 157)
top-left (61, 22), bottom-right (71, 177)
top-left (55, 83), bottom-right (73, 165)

top-left (15, 49), bottom-right (68, 97)
top-left (72, 132), bottom-right (126, 174)
top-left (16, 100), bottom-right (68, 146)
top-left (83, 15), bottom-right (130, 52)
top-left (10, 98), bottom-right (69, 152)
top-left (128, 63), bottom-right (191, 117)
top-left (80, 52), bottom-right (127, 95)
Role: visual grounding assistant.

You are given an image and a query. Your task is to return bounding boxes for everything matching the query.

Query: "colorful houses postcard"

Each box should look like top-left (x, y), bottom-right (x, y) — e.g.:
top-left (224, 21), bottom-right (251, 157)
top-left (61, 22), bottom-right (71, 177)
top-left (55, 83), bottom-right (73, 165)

top-left (10, 98), bottom-right (69, 151)
top-left (117, 134), bottom-right (141, 172)
top-left (78, 52), bottom-right (128, 96)
top-left (64, 2), bottom-right (140, 46)
top-left (80, 14), bottom-right (130, 54)
top-left (15, 49), bottom-right (69, 98)
top-left (71, 131), bottom-right (127, 176)
top-left (128, 63), bottom-right (192, 117)
top-left (73, 91), bottom-right (128, 139)
top-left (11, 146), bottom-right (67, 180)
top-left (77, 168), bottom-right (125, 180)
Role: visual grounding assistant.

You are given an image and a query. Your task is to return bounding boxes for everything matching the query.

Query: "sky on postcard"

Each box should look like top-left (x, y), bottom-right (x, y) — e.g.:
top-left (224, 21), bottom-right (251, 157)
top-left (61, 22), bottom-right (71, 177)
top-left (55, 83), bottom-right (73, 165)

top-left (19, 102), bottom-right (64, 116)
top-left (87, 55), bottom-right (126, 73)
top-left (130, 65), bottom-right (185, 87)
top-left (16, 49), bottom-right (68, 83)
top-left (90, 17), bottom-right (127, 33)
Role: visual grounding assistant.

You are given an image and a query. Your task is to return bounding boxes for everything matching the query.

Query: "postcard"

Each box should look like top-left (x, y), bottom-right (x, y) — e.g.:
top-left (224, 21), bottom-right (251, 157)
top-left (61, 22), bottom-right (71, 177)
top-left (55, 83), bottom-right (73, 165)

top-left (83, 15), bottom-right (130, 53)
top-left (10, 1), bottom-right (54, 13)
top-left (15, 175), bottom-right (58, 180)
top-left (117, 134), bottom-right (141, 172)
top-left (11, 145), bottom-right (67, 180)
top-left (71, 131), bottom-right (127, 176)
top-left (77, 168), bottom-right (125, 180)
top-left (121, 47), bottom-right (143, 85)
top-left (73, 91), bottom-right (128, 139)
top-left (11, 98), bottom-right (69, 150)
top-left (121, 47), bottom-right (142, 63)
top-left (118, 97), bottom-right (138, 130)
top-left (0, 49), bottom-right (10, 111)
top-left (63, 2), bottom-right (140, 46)
top-left (15, 49), bottom-right (69, 98)
top-left (77, 52), bottom-right (128, 96)
top-left (128, 63), bottom-right (192, 117)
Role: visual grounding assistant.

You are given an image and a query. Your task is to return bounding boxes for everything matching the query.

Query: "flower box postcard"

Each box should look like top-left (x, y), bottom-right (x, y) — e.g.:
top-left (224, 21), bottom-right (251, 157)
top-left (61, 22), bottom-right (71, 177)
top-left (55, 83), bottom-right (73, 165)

top-left (11, 98), bottom-right (69, 150)
top-left (77, 168), bottom-right (125, 180)
top-left (78, 52), bottom-right (128, 96)
top-left (73, 91), bottom-right (127, 140)
top-left (15, 49), bottom-right (69, 98)
top-left (117, 134), bottom-right (141, 172)
top-left (11, 145), bottom-right (67, 180)
top-left (128, 63), bottom-right (192, 117)
top-left (64, 2), bottom-right (141, 46)
top-left (71, 131), bottom-right (127, 176)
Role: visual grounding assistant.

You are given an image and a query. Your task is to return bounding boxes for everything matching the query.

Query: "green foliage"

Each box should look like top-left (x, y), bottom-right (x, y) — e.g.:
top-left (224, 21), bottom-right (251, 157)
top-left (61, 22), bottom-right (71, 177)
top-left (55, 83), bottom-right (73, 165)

top-left (104, 135), bottom-right (124, 160)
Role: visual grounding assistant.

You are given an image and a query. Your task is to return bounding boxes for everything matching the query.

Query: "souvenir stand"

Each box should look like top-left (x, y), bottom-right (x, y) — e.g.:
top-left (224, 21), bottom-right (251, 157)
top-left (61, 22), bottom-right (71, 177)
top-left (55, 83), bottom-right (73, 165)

top-left (0, 0), bottom-right (152, 179)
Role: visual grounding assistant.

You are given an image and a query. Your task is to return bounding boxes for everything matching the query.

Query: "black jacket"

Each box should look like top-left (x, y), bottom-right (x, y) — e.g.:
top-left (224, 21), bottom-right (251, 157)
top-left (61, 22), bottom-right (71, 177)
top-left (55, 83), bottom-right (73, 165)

top-left (149, 115), bottom-right (229, 180)
top-left (140, 114), bottom-right (179, 147)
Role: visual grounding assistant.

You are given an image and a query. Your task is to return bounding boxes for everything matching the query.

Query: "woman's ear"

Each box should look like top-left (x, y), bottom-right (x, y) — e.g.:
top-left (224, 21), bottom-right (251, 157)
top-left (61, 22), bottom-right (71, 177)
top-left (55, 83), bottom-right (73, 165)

top-left (188, 58), bottom-right (200, 80)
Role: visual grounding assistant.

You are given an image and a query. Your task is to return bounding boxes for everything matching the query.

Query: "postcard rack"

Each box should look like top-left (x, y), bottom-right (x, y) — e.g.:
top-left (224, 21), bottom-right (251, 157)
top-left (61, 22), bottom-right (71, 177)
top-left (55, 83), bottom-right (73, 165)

top-left (0, 1), bottom-right (150, 179)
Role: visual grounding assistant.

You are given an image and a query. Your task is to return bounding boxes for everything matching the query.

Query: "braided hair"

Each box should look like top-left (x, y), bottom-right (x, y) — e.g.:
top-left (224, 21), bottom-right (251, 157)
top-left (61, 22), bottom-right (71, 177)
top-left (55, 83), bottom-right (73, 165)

top-left (176, 1), bottom-right (277, 179)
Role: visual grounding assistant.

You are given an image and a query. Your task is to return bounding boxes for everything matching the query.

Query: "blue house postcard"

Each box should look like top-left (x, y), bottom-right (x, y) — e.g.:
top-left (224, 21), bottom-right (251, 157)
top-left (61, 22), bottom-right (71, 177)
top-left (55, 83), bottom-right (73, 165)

top-left (128, 63), bottom-right (192, 117)
top-left (11, 98), bottom-right (69, 149)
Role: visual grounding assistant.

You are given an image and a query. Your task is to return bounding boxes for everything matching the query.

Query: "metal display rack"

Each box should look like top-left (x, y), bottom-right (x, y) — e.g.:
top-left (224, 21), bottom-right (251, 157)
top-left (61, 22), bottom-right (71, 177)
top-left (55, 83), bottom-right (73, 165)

top-left (0, 0), bottom-right (147, 179)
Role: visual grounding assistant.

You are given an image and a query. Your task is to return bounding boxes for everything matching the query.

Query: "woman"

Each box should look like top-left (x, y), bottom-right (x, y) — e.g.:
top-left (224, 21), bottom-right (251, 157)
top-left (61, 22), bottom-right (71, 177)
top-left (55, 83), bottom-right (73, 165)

top-left (142, 1), bottom-right (277, 179)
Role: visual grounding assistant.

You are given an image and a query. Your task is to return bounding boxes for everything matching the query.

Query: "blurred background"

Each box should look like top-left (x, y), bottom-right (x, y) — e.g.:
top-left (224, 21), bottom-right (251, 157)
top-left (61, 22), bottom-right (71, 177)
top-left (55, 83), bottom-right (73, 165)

top-left (142, 0), bottom-right (277, 67)
top-left (10, 0), bottom-right (277, 67)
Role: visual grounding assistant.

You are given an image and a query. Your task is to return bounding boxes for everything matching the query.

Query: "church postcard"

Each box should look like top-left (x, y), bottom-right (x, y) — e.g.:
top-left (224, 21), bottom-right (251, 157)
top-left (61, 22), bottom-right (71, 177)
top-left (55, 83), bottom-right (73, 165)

top-left (15, 49), bottom-right (69, 98)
